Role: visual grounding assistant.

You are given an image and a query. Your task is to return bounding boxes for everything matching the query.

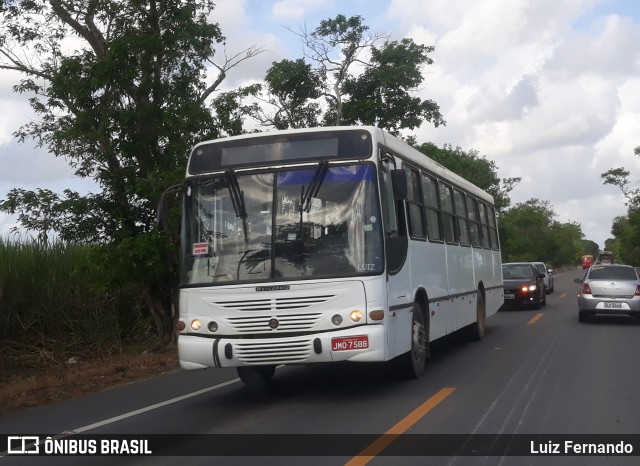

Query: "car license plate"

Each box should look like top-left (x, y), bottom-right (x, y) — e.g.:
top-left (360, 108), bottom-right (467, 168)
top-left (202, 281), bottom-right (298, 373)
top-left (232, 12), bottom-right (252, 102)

top-left (504, 293), bottom-right (515, 299)
top-left (331, 335), bottom-right (369, 351)
top-left (604, 302), bottom-right (622, 309)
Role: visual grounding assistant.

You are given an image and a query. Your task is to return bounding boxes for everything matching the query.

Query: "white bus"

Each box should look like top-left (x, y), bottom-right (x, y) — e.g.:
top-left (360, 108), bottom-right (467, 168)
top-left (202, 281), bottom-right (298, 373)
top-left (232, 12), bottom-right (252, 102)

top-left (172, 126), bottom-right (503, 387)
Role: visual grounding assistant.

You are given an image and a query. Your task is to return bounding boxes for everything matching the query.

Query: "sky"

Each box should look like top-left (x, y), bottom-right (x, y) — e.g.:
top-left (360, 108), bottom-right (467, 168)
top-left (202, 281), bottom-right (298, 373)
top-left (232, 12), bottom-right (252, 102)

top-left (1, 0), bottom-right (640, 249)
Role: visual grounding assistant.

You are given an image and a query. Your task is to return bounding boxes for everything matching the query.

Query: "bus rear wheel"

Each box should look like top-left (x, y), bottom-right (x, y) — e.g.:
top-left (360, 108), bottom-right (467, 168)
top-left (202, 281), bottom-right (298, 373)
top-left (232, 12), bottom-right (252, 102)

top-left (466, 292), bottom-right (486, 341)
top-left (399, 306), bottom-right (428, 378)
top-left (237, 365), bottom-right (276, 392)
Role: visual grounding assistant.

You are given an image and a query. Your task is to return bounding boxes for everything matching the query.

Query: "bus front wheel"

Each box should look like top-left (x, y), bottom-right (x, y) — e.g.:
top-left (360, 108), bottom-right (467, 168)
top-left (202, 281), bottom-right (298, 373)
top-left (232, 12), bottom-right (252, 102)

top-left (399, 306), bottom-right (428, 378)
top-left (237, 365), bottom-right (275, 392)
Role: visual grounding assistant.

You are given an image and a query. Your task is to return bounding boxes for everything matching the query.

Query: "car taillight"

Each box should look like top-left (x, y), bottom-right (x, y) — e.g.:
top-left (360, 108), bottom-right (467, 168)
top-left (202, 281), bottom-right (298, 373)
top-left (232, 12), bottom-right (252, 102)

top-left (581, 283), bottom-right (592, 295)
top-left (635, 285), bottom-right (640, 296)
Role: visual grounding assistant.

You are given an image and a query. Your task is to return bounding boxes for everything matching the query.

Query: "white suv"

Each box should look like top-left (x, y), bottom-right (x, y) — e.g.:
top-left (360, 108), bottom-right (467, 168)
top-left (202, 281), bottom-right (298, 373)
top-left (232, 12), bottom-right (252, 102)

top-left (532, 262), bottom-right (554, 294)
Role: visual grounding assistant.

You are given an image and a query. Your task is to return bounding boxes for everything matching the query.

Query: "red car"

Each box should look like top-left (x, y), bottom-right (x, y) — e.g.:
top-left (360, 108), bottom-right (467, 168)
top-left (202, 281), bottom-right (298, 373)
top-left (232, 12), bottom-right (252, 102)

top-left (581, 255), bottom-right (594, 269)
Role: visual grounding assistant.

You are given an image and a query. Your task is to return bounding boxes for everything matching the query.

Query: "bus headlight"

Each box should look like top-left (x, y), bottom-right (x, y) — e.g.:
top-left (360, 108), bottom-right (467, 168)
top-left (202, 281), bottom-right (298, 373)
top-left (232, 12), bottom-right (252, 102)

top-left (191, 319), bottom-right (202, 331)
top-left (350, 310), bottom-right (363, 323)
top-left (208, 321), bottom-right (218, 332)
top-left (331, 314), bottom-right (343, 326)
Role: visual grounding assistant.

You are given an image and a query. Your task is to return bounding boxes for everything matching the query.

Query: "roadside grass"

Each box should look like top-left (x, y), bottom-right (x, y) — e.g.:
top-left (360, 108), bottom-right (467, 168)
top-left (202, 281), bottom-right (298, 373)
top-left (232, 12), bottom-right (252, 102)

top-left (0, 238), bottom-right (177, 416)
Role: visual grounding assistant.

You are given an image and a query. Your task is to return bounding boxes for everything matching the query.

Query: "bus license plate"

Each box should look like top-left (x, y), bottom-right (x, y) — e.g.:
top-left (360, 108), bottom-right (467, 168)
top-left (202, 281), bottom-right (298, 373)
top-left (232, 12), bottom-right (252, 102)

top-left (504, 293), bottom-right (515, 299)
top-left (604, 302), bottom-right (622, 308)
top-left (331, 335), bottom-right (369, 351)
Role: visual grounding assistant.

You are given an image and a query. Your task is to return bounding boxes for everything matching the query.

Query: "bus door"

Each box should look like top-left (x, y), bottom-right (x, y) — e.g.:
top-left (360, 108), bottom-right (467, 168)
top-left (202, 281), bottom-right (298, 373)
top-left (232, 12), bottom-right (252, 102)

top-left (379, 152), bottom-right (412, 359)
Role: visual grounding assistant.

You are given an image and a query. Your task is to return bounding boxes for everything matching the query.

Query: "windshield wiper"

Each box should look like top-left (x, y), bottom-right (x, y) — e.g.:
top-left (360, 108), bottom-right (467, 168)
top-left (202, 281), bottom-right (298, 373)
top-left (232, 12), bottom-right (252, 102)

top-left (300, 160), bottom-right (329, 213)
top-left (225, 169), bottom-right (249, 243)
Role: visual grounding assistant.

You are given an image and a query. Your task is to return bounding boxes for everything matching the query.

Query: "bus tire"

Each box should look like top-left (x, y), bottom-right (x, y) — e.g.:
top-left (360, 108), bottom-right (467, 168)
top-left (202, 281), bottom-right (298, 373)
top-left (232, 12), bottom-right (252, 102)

top-left (399, 304), bottom-right (428, 379)
top-left (237, 365), bottom-right (276, 392)
top-left (466, 291), bottom-right (486, 341)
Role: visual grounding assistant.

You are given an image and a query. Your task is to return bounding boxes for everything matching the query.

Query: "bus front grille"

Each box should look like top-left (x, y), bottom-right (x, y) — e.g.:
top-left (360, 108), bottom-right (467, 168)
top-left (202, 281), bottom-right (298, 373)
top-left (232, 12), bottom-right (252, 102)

top-left (234, 339), bottom-right (312, 364)
top-left (214, 294), bottom-right (335, 312)
top-left (227, 313), bottom-right (323, 333)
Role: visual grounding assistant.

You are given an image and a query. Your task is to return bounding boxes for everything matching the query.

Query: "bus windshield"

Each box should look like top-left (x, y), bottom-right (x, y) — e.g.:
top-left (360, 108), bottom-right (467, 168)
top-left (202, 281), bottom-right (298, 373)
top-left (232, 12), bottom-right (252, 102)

top-left (181, 163), bottom-right (383, 285)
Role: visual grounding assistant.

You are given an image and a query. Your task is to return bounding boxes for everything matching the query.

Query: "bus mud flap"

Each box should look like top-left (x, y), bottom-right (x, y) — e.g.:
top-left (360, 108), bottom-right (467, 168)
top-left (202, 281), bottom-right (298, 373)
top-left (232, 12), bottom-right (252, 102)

top-left (212, 338), bottom-right (221, 368)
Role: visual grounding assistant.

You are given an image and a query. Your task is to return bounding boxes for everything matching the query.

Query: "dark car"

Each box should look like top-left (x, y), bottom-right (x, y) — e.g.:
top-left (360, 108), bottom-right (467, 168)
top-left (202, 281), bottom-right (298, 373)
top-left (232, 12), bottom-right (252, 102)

top-left (501, 262), bottom-right (546, 309)
top-left (576, 264), bottom-right (640, 322)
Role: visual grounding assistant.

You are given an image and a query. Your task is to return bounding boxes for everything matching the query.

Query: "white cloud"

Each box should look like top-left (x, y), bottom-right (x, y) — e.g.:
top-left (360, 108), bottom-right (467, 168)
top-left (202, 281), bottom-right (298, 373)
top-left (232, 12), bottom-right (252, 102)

top-left (271, 0), bottom-right (335, 20)
top-left (388, 0), bottom-right (640, 248)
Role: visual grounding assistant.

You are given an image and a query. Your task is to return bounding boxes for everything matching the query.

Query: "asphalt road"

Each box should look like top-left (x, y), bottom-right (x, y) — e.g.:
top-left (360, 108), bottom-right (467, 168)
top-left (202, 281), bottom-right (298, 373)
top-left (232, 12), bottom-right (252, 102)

top-left (2, 267), bottom-right (640, 465)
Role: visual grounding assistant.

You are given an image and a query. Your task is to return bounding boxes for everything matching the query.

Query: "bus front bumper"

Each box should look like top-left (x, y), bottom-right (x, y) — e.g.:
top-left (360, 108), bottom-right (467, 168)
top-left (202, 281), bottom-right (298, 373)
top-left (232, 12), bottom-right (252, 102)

top-left (178, 325), bottom-right (386, 370)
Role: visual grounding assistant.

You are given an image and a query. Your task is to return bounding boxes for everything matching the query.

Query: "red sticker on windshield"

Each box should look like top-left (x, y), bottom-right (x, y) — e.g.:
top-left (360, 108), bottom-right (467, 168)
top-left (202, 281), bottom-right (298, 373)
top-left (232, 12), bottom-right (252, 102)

top-left (193, 242), bottom-right (208, 255)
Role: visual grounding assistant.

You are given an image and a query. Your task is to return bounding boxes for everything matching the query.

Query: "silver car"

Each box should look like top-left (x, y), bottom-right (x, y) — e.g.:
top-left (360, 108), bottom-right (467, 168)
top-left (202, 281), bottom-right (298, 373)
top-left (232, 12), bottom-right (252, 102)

top-left (532, 262), bottom-right (554, 294)
top-left (576, 264), bottom-right (640, 322)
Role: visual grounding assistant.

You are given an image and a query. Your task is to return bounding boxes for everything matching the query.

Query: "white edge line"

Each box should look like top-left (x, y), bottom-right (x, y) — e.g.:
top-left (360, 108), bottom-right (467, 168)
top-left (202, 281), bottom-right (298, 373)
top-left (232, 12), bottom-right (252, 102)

top-left (72, 378), bottom-right (240, 433)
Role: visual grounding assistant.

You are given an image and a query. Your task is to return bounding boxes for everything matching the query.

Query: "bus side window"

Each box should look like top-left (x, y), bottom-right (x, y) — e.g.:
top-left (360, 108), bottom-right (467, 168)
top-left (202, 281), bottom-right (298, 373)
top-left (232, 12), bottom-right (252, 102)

top-left (404, 166), bottom-right (426, 239)
top-left (454, 189), bottom-right (470, 245)
top-left (478, 202), bottom-right (491, 248)
top-left (439, 182), bottom-right (457, 243)
top-left (466, 196), bottom-right (482, 247)
top-left (379, 157), bottom-right (399, 237)
top-left (421, 173), bottom-right (442, 241)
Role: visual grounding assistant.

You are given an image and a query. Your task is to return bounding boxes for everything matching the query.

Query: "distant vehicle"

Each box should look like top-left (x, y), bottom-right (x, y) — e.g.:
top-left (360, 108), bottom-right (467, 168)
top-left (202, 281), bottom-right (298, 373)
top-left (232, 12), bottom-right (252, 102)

top-left (576, 264), bottom-right (640, 322)
top-left (581, 255), bottom-right (594, 269)
top-left (532, 262), bottom-right (554, 294)
top-left (599, 251), bottom-right (613, 265)
top-left (501, 262), bottom-right (546, 309)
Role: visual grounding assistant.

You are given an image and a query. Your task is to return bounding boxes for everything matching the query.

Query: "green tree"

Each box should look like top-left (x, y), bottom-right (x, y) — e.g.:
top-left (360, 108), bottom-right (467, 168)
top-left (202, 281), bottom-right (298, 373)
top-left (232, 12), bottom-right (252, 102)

top-left (0, 0), bottom-right (261, 347)
top-left (601, 146), bottom-right (640, 265)
top-left (579, 239), bottom-right (600, 260)
top-left (411, 142), bottom-right (520, 213)
top-left (549, 222), bottom-right (584, 267)
top-left (607, 213), bottom-right (640, 265)
top-left (252, 59), bottom-right (322, 129)
top-left (252, 15), bottom-right (444, 132)
top-left (499, 199), bottom-right (554, 262)
top-left (342, 38), bottom-right (445, 133)
top-left (499, 198), bottom-right (585, 266)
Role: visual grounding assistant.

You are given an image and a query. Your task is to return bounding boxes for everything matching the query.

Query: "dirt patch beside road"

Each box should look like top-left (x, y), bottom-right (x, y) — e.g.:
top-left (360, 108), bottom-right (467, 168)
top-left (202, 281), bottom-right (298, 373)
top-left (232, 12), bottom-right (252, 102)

top-left (0, 347), bottom-right (179, 416)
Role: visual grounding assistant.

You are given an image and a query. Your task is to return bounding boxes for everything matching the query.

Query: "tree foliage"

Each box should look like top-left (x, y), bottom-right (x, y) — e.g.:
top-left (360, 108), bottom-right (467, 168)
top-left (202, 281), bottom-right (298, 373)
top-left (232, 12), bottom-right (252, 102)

top-left (0, 0), bottom-right (262, 346)
top-left (341, 38), bottom-right (444, 133)
top-left (499, 199), bottom-right (585, 266)
top-left (251, 59), bottom-right (322, 129)
top-left (251, 15), bottom-right (444, 133)
top-left (600, 145), bottom-right (640, 265)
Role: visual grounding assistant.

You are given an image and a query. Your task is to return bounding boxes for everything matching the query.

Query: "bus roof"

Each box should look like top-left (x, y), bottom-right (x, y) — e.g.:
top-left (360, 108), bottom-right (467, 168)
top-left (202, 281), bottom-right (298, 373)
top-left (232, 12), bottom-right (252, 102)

top-left (188, 126), bottom-right (495, 205)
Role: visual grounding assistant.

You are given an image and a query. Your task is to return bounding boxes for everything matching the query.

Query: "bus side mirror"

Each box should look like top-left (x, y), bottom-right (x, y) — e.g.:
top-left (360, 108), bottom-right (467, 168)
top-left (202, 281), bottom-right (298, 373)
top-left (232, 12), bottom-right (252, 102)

top-left (390, 169), bottom-right (408, 199)
top-left (157, 183), bottom-right (183, 232)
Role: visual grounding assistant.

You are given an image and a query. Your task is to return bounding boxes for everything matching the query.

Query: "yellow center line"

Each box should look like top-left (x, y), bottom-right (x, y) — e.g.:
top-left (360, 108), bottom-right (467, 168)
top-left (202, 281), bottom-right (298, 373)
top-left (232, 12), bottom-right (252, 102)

top-left (559, 292), bottom-right (567, 298)
top-left (344, 387), bottom-right (456, 466)
top-left (527, 312), bottom-right (544, 325)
